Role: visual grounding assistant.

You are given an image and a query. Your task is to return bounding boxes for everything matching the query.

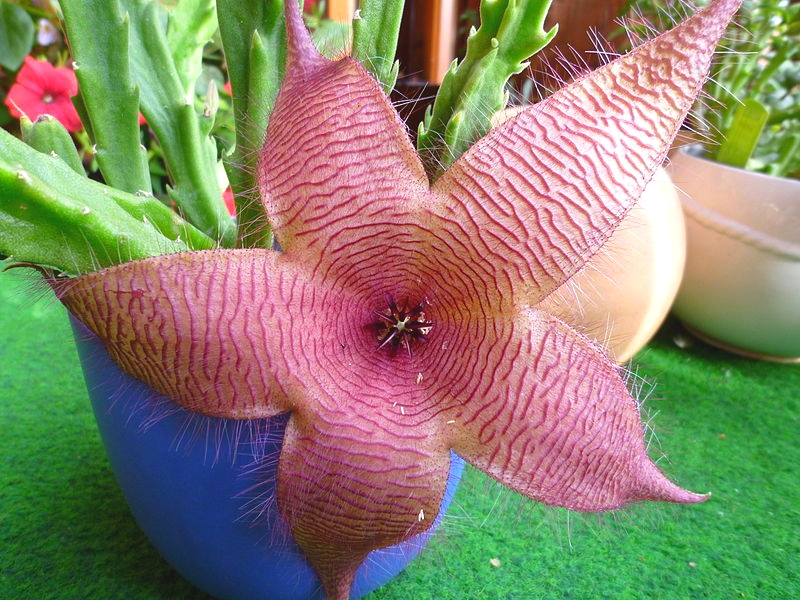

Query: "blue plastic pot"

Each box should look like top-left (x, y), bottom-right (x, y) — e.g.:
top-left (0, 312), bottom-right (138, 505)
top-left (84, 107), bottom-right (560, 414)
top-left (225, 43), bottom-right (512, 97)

top-left (70, 317), bottom-right (464, 599)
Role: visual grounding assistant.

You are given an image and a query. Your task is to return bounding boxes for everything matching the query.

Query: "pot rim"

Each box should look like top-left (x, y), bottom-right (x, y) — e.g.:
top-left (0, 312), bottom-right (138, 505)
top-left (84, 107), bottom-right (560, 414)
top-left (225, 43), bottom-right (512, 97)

top-left (672, 148), bottom-right (800, 261)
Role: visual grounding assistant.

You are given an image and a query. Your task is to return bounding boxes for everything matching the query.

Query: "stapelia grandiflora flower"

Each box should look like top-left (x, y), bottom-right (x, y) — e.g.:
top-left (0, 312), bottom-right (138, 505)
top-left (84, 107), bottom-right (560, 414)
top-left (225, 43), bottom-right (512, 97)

top-left (5, 56), bottom-right (82, 133)
top-left (53, 0), bottom-right (742, 597)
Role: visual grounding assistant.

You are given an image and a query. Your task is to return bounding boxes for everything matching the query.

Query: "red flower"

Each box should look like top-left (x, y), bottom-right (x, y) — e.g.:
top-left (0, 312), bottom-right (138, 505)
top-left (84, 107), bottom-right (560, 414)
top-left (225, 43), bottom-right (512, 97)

top-left (5, 56), bottom-right (82, 132)
top-left (222, 187), bottom-right (236, 217)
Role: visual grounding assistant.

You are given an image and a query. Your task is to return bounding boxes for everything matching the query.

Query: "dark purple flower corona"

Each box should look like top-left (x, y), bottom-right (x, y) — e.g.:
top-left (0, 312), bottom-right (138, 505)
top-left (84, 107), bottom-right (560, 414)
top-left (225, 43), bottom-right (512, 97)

top-left (373, 298), bottom-right (433, 357)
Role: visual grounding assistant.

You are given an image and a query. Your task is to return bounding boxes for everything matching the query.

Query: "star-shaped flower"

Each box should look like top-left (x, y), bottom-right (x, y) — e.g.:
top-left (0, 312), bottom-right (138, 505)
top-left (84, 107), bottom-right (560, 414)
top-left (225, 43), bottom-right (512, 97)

top-left (54, 1), bottom-right (741, 598)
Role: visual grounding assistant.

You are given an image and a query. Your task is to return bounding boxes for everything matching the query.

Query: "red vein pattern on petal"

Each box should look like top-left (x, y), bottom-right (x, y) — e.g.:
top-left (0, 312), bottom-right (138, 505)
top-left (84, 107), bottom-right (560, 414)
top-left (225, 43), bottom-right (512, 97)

top-left (259, 53), bottom-right (429, 263)
top-left (54, 250), bottom-right (311, 419)
top-left (432, 0), bottom-right (743, 305)
top-left (277, 404), bottom-right (451, 599)
top-left (51, 245), bottom-right (495, 424)
top-left (449, 307), bottom-right (707, 511)
top-left (53, 247), bottom-right (457, 598)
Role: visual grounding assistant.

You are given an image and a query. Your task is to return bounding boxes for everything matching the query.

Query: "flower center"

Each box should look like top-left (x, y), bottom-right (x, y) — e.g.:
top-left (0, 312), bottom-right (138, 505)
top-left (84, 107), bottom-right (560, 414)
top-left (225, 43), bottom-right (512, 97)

top-left (372, 298), bottom-right (433, 358)
top-left (41, 93), bottom-right (54, 104)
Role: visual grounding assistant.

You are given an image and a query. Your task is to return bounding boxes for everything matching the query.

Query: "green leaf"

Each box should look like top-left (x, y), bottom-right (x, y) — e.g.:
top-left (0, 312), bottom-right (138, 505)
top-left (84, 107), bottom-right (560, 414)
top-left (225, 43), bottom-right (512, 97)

top-left (59, 0), bottom-right (152, 195)
top-left (0, 1), bottom-right (35, 71)
top-left (772, 132), bottom-right (800, 178)
top-left (714, 98), bottom-right (770, 168)
top-left (312, 18), bottom-right (351, 59)
top-left (0, 128), bottom-right (214, 275)
top-left (417, 0), bottom-right (557, 177)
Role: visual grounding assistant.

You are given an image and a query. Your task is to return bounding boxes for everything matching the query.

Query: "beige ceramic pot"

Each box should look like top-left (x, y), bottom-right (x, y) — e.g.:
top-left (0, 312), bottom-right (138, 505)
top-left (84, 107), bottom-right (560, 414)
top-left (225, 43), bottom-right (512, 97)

top-left (537, 168), bottom-right (686, 363)
top-left (668, 149), bottom-right (800, 362)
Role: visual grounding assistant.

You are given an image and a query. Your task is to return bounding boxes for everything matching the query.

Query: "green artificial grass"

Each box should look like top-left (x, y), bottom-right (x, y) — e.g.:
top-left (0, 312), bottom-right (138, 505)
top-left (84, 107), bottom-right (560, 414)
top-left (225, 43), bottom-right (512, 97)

top-left (1, 268), bottom-right (798, 599)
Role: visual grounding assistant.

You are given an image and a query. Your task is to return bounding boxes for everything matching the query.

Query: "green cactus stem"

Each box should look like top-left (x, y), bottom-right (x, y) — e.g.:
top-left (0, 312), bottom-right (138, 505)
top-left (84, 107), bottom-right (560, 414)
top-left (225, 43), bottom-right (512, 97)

top-left (351, 0), bottom-right (405, 93)
top-left (217, 0), bottom-right (289, 249)
top-left (417, 0), bottom-right (557, 178)
top-left (59, 0), bottom-right (152, 195)
top-left (0, 128), bottom-right (214, 275)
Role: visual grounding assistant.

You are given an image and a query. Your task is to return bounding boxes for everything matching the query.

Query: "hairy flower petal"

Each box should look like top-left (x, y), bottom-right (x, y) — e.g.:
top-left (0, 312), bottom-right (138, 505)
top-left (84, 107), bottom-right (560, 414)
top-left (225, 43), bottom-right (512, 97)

top-left (54, 248), bottom-right (457, 598)
top-left (54, 250), bottom-right (298, 419)
top-left (259, 6), bottom-right (428, 263)
top-left (277, 404), bottom-right (451, 598)
top-left (432, 0), bottom-right (741, 304)
top-left (449, 308), bottom-right (707, 510)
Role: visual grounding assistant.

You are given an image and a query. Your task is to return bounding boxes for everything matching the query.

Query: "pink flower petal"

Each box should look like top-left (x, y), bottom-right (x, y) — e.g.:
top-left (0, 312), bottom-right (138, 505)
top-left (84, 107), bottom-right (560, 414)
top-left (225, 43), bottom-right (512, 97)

top-left (277, 406), bottom-right (451, 597)
top-left (433, 0), bottom-right (741, 305)
top-left (54, 250), bottom-right (296, 419)
top-left (258, 4), bottom-right (428, 265)
top-left (222, 187), bottom-right (236, 216)
top-left (18, 55), bottom-right (52, 91)
top-left (449, 308), bottom-right (707, 511)
top-left (53, 247), bottom-right (458, 597)
top-left (5, 84), bottom-right (43, 119)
